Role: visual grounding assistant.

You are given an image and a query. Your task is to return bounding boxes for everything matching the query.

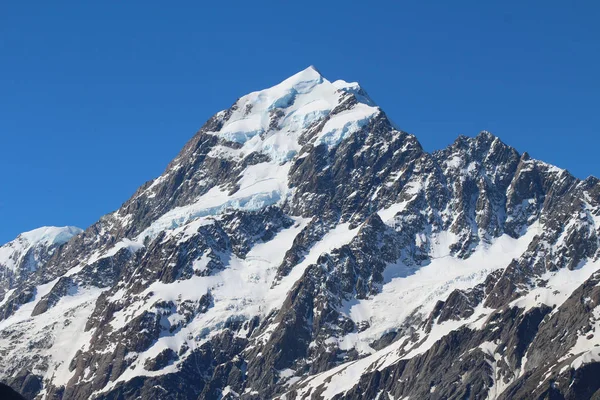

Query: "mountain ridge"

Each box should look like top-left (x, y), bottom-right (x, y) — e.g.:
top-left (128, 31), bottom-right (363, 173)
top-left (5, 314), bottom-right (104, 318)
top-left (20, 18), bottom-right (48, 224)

top-left (0, 226), bottom-right (82, 300)
top-left (1, 68), bottom-right (599, 400)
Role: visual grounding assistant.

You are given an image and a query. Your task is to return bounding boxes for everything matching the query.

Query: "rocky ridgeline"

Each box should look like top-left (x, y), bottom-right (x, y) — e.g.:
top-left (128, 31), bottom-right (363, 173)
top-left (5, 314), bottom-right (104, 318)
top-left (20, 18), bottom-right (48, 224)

top-left (1, 67), bottom-right (599, 399)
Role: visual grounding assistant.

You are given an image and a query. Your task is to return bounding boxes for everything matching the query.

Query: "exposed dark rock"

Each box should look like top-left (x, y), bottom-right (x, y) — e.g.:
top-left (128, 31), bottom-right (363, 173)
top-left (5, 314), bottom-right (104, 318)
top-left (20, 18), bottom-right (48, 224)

top-left (0, 382), bottom-right (26, 400)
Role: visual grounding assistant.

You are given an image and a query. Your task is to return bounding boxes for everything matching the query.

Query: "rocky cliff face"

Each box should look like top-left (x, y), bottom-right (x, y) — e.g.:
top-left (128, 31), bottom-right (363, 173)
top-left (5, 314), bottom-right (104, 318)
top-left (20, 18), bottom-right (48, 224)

top-left (1, 67), bottom-right (600, 400)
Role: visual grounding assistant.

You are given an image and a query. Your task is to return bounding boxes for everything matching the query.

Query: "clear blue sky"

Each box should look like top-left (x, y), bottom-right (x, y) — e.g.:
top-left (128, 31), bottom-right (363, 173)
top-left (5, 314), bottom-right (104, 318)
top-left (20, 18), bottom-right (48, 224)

top-left (1, 1), bottom-right (599, 243)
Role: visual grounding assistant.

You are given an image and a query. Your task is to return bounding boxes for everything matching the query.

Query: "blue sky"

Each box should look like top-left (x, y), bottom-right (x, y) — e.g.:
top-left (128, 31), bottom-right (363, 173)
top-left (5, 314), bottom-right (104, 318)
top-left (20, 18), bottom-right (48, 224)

top-left (1, 1), bottom-right (599, 243)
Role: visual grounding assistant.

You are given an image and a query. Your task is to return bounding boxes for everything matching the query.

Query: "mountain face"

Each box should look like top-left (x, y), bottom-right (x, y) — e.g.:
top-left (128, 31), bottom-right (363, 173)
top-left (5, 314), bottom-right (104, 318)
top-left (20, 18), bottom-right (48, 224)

top-left (0, 227), bottom-right (82, 300)
top-left (1, 66), bottom-right (600, 400)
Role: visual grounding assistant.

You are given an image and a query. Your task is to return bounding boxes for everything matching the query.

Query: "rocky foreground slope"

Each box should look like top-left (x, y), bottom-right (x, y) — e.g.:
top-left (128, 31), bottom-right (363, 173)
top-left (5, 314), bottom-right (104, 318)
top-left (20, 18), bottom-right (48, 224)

top-left (1, 67), bottom-right (600, 399)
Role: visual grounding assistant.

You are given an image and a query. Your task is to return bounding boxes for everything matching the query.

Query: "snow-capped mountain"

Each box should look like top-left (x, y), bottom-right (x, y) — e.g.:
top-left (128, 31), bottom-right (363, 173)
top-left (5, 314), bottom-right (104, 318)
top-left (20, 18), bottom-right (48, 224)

top-left (0, 226), bottom-right (82, 299)
top-left (1, 66), bottom-right (600, 400)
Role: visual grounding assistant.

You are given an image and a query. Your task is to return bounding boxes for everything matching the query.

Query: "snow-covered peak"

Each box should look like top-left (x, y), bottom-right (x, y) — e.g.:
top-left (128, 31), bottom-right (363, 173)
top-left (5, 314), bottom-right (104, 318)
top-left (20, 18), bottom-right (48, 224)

top-left (134, 68), bottom-right (386, 240)
top-left (17, 226), bottom-right (82, 247)
top-left (209, 66), bottom-right (380, 160)
top-left (275, 65), bottom-right (324, 91)
top-left (3, 68), bottom-right (600, 400)
top-left (0, 226), bottom-right (82, 273)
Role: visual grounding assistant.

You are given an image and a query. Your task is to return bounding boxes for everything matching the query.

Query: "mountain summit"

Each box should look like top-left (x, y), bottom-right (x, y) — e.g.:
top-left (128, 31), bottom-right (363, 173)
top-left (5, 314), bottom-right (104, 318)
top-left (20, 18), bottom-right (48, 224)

top-left (1, 69), bottom-right (600, 400)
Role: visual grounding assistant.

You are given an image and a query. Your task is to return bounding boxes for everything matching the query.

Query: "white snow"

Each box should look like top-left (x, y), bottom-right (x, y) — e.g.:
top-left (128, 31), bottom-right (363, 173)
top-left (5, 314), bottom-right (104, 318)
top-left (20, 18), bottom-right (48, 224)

top-left (192, 252), bottom-right (211, 274)
top-left (83, 238), bottom-right (145, 267)
top-left (0, 278), bottom-right (60, 330)
top-left (98, 219), bottom-right (362, 395)
top-left (313, 103), bottom-right (378, 149)
top-left (105, 238), bottom-right (145, 258)
top-left (377, 201), bottom-right (411, 223)
top-left (337, 223), bottom-right (539, 355)
top-left (291, 222), bottom-right (541, 399)
top-left (289, 215), bottom-right (600, 400)
top-left (0, 226), bottom-right (82, 272)
top-left (18, 226), bottom-right (82, 247)
top-left (511, 260), bottom-right (600, 312)
top-left (293, 338), bottom-right (406, 400)
top-left (219, 113), bottom-right (264, 144)
top-left (113, 220), bottom-right (360, 337)
top-left (126, 67), bottom-right (379, 245)
top-left (0, 282), bottom-right (104, 387)
top-left (203, 66), bottom-right (378, 171)
top-left (279, 368), bottom-right (296, 378)
top-left (208, 65), bottom-right (377, 163)
top-left (137, 161), bottom-right (292, 241)
top-left (0, 288), bottom-right (15, 308)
